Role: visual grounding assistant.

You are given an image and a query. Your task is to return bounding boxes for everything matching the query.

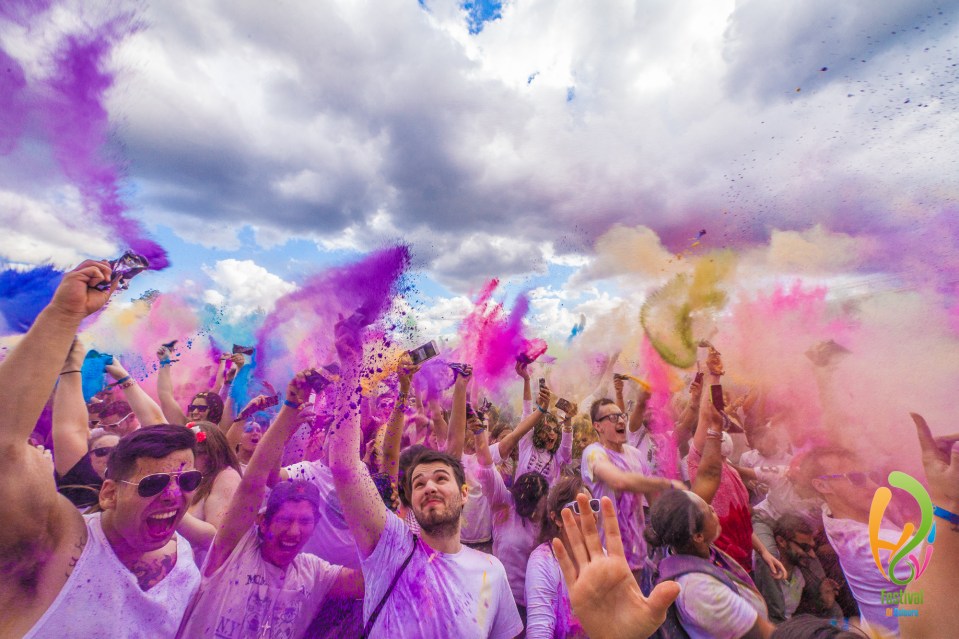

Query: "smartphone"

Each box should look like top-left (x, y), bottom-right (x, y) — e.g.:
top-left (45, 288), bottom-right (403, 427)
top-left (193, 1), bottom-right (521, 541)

top-left (238, 395), bottom-right (278, 420)
top-left (613, 373), bottom-right (627, 381)
top-left (233, 344), bottom-right (255, 356)
top-left (408, 340), bottom-right (439, 365)
top-left (95, 251), bottom-right (150, 291)
top-left (710, 384), bottom-right (725, 411)
top-left (539, 378), bottom-right (546, 389)
top-left (555, 397), bottom-right (574, 414)
top-left (305, 369), bottom-right (332, 393)
top-left (690, 371), bottom-right (704, 390)
top-left (162, 340), bottom-right (178, 350)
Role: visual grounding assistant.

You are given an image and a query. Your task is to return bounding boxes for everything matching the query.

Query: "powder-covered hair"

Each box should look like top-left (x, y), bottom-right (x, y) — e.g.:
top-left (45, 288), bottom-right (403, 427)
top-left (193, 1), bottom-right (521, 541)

top-left (643, 489), bottom-right (704, 553)
top-left (105, 424), bottom-right (196, 482)
top-left (539, 475), bottom-right (585, 544)
top-left (510, 472), bottom-right (549, 524)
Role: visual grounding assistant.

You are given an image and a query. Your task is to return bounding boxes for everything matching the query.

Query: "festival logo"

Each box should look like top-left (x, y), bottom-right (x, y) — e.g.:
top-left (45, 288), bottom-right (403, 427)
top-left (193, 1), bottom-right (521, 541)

top-left (868, 471), bottom-right (936, 587)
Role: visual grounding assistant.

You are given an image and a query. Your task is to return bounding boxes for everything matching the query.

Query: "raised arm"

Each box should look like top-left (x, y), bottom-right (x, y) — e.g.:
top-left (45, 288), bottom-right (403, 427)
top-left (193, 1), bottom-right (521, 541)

top-left (381, 354), bottom-right (419, 483)
top-left (900, 414), bottom-right (959, 639)
top-left (428, 396), bottom-right (448, 448)
top-left (516, 360), bottom-right (532, 402)
top-left (105, 357), bottom-right (165, 426)
top-left (445, 366), bottom-right (470, 459)
top-left (52, 338), bottom-right (92, 476)
top-left (495, 384), bottom-right (550, 460)
top-left (591, 456), bottom-right (681, 494)
top-left (156, 344), bottom-right (187, 425)
top-left (555, 401), bottom-right (576, 466)
top-left (627, 385), bottom-right (650, 434)
top-left (0, 262), bottom-right (115, 595)
top-left (204, 371), bottom-right (310, 575)
top-left (689, 348), bottom-right (725, 505)
top-left (614, 375), bottom-right (626, 412)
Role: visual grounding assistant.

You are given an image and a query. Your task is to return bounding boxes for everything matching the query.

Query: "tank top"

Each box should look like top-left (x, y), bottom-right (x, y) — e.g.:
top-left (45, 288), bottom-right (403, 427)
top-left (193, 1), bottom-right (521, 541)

top-left (24, 512), bottom-right (201, 638)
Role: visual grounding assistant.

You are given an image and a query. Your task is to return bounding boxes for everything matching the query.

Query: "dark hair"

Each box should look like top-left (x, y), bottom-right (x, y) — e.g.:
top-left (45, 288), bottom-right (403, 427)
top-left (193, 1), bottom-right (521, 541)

top-left (771, 615), bottom-right (869, 639)
top-left (263, 480), bottom-right (320, 524)
top-left (402, 448), bottom-right (466, 506)
top-left (105, 424), bottom-right (197, 482)
top-left (102, 400), bottom-right (132, 418)
top-left (531, 415), bottom-right (561, 453)
top-left (190, 392), bottom-right (224, 424)
top-left (510, 472), bottom-right (549, 524)
top-left (192, 421), bottom-right (242, 505)
top-left (643, 489), bottom-right (704, 553)
top-left (589, 398), bottom-right (617, 423)
top-left (489, 422), bottom-right (513, 442)
top-left (773, 513), bottom-right (815, 541)
top-left (540, 475), bottom-right (585, 544)
top-left (397, 444), bottom-right (429, 507)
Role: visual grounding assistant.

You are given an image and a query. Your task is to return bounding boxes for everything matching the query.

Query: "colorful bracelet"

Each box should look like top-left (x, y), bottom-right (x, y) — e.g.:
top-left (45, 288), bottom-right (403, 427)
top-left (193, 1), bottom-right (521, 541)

top-left (933, 505), bottom-right (959, 526)
top-left (536, 404), bottom-right (548, 414)
top-left (60, 370), bottom-right (81, 375)
top-left (115, 376), bottom-right (131, 386)
top-left (283, 398), bottom-right (303, 410)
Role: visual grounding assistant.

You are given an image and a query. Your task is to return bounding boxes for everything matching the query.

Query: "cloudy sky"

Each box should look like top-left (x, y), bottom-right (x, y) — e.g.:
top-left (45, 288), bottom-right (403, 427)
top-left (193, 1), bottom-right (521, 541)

top-left (1, 0), bottom-right (957, 338)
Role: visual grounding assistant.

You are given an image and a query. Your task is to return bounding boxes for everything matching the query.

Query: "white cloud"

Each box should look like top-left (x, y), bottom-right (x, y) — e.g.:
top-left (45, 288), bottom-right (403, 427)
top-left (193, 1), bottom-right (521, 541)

top-left (201, 258), bottom-right (296, 321)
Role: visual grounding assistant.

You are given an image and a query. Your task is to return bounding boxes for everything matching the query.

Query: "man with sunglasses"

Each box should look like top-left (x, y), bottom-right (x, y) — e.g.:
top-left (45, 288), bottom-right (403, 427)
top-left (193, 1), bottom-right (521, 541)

top-left (583, 398), bottom-right (684, 585)
top-left (801, 447), bottom-right (907, 635)
top-left (752, 513), bottom-right (843, 624)
top-left (0, 261), bottom-right (202, 638)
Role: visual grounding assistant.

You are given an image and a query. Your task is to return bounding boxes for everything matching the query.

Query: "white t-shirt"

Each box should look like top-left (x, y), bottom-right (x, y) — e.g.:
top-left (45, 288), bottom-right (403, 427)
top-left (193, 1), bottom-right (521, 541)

top-left (821, 505), bottom-right (907, 636)
top-left (461, 453), bottom-right (493, 543)
top-left (284, 460), bottom-right (363, 569)
top-left (581, 442), bottom-right (649, 570)
top-left (25, 512), bottom-right (200, 639)
top-left (177, 527), bottom-right (342, 638)
top-left (674, 571), bottom-right (768, 639)
top-left (524, 543), bottom-right (584, 639)
top-left (477, 461), bottom-right (542, 606)
top-left (361, 507), bottom-right (523, 638)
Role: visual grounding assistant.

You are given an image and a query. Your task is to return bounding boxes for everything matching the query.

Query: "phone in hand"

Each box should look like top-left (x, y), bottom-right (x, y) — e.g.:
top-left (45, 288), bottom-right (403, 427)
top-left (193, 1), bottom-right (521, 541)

top-left (238, 395), bottom-right (278, 420)
top-left (710, 384), bottom-right (725, 412)
top-left (408, 340), bottom-right (439, 365)
top-left (304, 369), bottom-right (332, 393)
top-left (539, 378), bottom-right (546, 389)
top-left (233, 344), bottom-right (255, 356)
top-left (690, 371), bottom-right (704, 390)
top-left (555, 397), bottom-right (574, 414)
top-left (162, 340), bottom-right (177, 350)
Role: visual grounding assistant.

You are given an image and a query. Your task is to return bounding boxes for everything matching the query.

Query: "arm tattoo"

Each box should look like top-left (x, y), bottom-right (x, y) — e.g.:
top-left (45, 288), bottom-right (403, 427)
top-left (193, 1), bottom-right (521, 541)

top-left (65, 529), bottom-right (88, 578)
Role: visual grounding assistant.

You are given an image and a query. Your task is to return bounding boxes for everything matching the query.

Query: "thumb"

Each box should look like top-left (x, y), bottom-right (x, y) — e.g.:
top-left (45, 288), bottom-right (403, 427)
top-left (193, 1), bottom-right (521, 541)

top-left (646, 580), bottom-right (681, 614)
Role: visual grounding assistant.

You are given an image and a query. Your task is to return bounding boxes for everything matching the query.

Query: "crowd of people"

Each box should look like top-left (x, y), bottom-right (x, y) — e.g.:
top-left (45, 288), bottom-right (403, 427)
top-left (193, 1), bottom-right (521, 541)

top-left (1, 260), bottom-right (957, 639)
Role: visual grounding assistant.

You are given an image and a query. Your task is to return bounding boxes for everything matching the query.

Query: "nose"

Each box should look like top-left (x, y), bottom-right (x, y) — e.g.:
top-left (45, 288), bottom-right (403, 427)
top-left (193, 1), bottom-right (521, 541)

top-left (158, 475), bottom-right (183, 502)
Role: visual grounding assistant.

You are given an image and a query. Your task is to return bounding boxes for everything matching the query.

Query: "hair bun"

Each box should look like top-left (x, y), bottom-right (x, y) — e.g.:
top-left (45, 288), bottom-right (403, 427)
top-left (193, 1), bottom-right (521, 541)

top-left (644, 527), bottom-right (663, 547)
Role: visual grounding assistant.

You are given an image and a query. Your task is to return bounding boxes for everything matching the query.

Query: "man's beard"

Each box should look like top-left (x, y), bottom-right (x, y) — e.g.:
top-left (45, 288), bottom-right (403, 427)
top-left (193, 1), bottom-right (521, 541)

top-left (414, 499), bottom-right (463, 538)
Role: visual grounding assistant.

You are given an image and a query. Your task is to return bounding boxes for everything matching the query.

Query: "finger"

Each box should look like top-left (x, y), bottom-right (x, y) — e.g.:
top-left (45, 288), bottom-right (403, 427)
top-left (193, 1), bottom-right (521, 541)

top-left (560, 506), bottom-right (591, 567)
top-left (912, 413), bottom-right (945, 463)
top-left (579, 494), bottom-right (606, 559)
top-left (596, 495), bottom-right (625, 559)
top-left (646, 580), bottom-right (681, 615)
top-left (552, 538), bottom-right (579, 588)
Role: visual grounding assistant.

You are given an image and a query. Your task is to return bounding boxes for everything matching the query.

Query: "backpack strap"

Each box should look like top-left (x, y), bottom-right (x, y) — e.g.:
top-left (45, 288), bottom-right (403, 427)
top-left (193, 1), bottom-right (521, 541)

top-left (360, 535), bottom-right (418, 638)
top-left (657, 553), bottom-right (744, 596)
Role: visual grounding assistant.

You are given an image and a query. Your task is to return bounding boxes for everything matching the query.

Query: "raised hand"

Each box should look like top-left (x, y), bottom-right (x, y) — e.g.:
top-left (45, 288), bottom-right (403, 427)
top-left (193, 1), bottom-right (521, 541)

top-left (912, 413), bottom-right (959, 508)
top-left (515, 360), bottom-right (530, 380)
top-left (62, 337), bottom-right (86, 373)
top-left (553, 495), bottom-right (679, 639)
top-left (49, 260), bottom-right (117, 320)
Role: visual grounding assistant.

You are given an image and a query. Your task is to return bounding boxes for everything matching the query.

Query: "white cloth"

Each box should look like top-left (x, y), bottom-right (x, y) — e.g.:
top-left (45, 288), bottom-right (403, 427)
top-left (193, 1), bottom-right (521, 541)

top-left (284, 460), bottom-right (362, 569)
top-left (581, 442), bottom-right (649, 569)
top-left (821, 505), bottom-right (907, 636)
top-left (674, 571), bottom-right (768, 639)
top-left (24, 512), bottom-right (200, 639)
top-left (460, 453), bottom-right (493, 543)
top-left (524, 543), bottom-right (583, 639)
top-left (361, 508), bottom-right (523, 639)
top-left (517, 427), bottom-right (572, 486)
top-left (176, 527), bottom-right (342, 639)
top-left (476, 461), bottom-right (541, 606)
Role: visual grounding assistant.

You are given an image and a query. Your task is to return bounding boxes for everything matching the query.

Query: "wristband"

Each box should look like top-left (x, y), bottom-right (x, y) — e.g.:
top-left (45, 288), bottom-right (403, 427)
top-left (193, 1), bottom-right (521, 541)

top-left (159, 358), bottom-right (172, 367)
top-left (933, 505), bottom-right (959, 526)
top-left (283, 398), bottom-right (303, 410)
top-left (536, 404), bottom-right (547, 414)
top-left (60, 370), bottom-right (81, 375)
top-left (115, 376), bottom-right (131, 386)
top-left (119, 379), bottom-right (135, 389)
top-left (706, 428), bottom-right (722, 439)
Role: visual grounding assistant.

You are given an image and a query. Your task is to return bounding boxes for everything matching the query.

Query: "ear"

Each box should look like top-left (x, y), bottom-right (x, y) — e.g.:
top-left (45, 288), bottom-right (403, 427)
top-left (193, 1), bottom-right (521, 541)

top-left (99, 479), bottom-right (119, 511)
top-left (460, 482), bottom-right (469, 504)
top-left (811, 478), bottom-right (832, 495)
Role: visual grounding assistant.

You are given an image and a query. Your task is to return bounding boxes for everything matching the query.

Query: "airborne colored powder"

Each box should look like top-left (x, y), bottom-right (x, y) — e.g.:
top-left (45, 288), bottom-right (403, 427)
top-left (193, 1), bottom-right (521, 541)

top-left (0, 2), bottom-right (168, 269)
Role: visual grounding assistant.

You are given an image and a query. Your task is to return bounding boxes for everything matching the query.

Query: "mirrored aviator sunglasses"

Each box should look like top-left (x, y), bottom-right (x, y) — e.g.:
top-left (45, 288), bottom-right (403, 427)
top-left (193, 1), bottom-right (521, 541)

top-left (120, 470), bottom-right (203, 498)
top-left (565, 498), bottom-right (601, 515)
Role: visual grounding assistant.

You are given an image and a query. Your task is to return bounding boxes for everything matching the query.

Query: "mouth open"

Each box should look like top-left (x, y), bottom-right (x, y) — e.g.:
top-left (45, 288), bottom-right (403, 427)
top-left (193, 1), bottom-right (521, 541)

top-left (614, 425), bottom-right (626, 435)
top-left (278, 539), bottom-right (300, 552)
top-left (145, 509), bottom-right (178, 539)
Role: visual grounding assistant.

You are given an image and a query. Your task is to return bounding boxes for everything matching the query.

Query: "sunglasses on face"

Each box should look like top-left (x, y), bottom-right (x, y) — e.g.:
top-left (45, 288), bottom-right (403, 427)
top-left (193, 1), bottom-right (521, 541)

top-left (564, 498), bottom-right (601, 515)
top-left (91, 446), bottom-right (115, 458)
top-left (100, 413), bottom-right (134, 429)
top-left (818, 471), bottom-right (883, 487)
top-left (598, 412), bottom-right (627, 423)
top-left (187, 404), bottom-right (209, 412)
top-left (118, 470), bottom-right (203, 498)
top-left (243, 421), bottom-right (266, 433)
